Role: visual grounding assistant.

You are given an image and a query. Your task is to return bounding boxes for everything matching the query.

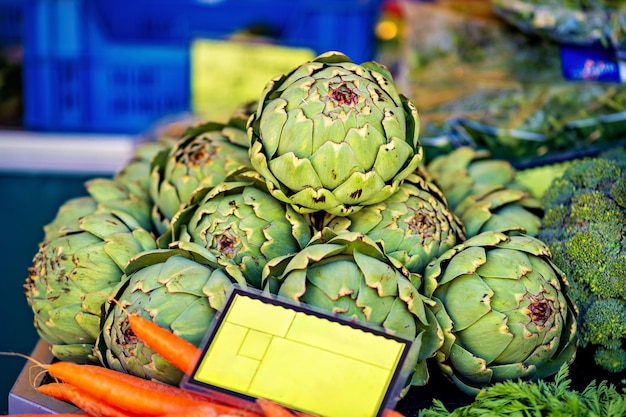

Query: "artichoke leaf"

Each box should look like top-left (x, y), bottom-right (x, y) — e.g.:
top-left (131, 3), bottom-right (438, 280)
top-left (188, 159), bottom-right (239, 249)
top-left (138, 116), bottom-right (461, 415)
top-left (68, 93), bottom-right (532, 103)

top-left (382, 298), bottom-right (417, 339)
top-left (256, 98), bottom-right (288, 158)
top-left (447, 343), bottom-right (492, 387)
top-left (277, 269), bottom-right (308, 300)
top-left (355, 280), bottom-right (394, 325)
top-left (489, 362), bottom-right (535, 384)
top-left (306, 258), bottom-right (360, 300)
top-left (456, 311), bottom-right (514, 365)
top-left (309, 141), bottom-right (360, 190)
top-left (50, 344), bottom-right (95, 363)
top-left (354, 250), bottom-right (399, 297)
top-left (477, 248), bottom-right (533, 279)
top-left (438, 246), bottom-right (486, 285)
top-left (269, 154), bottom-right (323, 192)
top-left (276, 109), bottom-right (314, 158)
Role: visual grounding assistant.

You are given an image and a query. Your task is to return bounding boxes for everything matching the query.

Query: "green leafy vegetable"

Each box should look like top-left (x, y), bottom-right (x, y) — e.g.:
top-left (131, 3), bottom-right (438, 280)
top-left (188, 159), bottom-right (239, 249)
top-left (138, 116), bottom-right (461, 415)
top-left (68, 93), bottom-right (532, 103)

top-left (418, 364), bottom-right (626, 416)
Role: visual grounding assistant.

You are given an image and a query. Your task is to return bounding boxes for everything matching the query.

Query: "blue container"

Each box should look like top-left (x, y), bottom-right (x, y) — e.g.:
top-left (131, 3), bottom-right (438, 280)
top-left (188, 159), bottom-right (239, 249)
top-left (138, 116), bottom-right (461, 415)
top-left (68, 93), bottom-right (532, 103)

top-left (22, 0), bottom-right (383, 133)
top-left (0, 0), bottom-right (22, 45)
top-left (23, 0), bottom-right (190, 133)
top-left (91, 0), bottom-right (383, 64)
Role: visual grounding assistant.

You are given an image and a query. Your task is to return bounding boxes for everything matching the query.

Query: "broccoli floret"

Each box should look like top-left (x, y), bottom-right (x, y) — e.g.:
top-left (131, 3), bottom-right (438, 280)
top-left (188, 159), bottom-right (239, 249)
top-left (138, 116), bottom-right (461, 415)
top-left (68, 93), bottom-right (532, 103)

top-left (538, 156), bottom-right (626, 373)
top-left (594, 347), bottom-right (626, 374)
top-left (580, 299), bottom-right (626, 350)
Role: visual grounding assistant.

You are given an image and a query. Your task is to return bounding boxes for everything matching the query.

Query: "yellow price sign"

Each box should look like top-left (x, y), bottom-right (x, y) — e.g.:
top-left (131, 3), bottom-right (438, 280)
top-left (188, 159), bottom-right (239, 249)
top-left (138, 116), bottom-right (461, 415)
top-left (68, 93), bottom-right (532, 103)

top-left (182, 287), bottom-right (413, 417)
top-left (191, 39), bottom-right (315, 122)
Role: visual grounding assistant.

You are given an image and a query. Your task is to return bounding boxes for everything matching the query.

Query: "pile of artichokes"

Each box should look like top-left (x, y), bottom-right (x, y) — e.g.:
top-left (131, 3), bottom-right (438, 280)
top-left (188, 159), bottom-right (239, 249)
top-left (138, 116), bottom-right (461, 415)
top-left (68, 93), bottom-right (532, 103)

top-left (25, 52), bottom-right (577, 397)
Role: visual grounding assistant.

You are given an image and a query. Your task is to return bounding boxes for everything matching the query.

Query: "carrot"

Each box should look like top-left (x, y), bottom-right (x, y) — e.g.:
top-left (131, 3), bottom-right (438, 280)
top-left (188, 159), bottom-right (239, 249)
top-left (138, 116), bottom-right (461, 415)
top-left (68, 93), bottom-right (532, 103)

top-left (382, 409), bottom-right (406, 417)
top-left (127, 313), bottom-right (200, 374)
top-left (155, 403), bottom-right (218, 417)
top-left (44, 361), bottom-right (262, 417)
top-left (37, 382), bottom-right (138, 417)
top-left (256, 398), bottom-right (297, 417)
top-left (4, 415), bottom-right (88, 417)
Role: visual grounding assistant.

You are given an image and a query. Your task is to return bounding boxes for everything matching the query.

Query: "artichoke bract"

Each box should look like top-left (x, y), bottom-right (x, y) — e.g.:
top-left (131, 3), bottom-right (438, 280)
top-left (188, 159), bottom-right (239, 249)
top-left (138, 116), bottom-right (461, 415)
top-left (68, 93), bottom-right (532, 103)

top-left (423, 228), bottom-right (578, 395)
top-left (327, 173), bottom-right (465, 275)
top-left (263, 230), bottom-right (443, 388)
top-left (169, 169), bottom-right (313, 289)
top-left (149, 121), bottom-right (252, 235)
top-left (248, 51), bottom-right (422, 216)
top-left (25, 178), bottom-right (157, 362)
top-left (96, 243), bottom-right (241, 385)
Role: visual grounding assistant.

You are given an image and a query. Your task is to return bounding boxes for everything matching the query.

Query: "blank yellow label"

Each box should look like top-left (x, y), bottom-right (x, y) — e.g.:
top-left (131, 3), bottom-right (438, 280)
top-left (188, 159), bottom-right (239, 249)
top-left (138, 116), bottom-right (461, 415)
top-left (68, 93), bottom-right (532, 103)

top-left (191, 290), bottom-right (410, 417)
top-left (191, 39), bottom-right (315, 122)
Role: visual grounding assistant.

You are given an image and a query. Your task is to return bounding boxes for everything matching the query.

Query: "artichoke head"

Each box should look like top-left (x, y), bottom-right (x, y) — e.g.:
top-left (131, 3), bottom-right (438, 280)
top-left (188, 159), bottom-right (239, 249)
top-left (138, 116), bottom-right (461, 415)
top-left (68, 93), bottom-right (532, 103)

top-left (263, 230), bottom-right (443, 388)
top-left (96, 242), bottom-right (241, 384)
top-left (426, 146), bottom-right (529, 211)
top-left (149, 121), bottom-right (252, 235)
top-left (248, 51), bottom-right (422, 216)
top-left (327, 172), bottom-right (465, 275)
top-left (454, 186), bottom-right (544, 238)
top-left (426, 146), bottom-right (543, 237)
top-left (423, 228), bottom-right (578, 395)
top-left (25, 178), bottom-right (157, 362)
top-left (169, 169), bottom-right (313, 289)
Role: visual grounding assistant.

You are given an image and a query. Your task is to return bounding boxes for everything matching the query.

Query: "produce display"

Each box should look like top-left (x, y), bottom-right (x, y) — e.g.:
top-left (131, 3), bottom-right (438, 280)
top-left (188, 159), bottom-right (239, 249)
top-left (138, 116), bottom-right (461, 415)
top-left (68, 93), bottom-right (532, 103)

top-left (401, 0), bottom-right (626, 166)
top-left (18, 49), bottom-right (596, 417)
top-left (491, 0), bottom-right (626, 48)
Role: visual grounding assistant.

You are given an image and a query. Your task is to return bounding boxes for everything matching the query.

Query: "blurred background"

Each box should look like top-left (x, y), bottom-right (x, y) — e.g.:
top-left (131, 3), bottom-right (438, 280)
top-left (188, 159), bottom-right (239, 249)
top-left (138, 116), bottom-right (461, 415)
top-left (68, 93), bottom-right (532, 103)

top-left (2, 0), bottom-right (626, 413)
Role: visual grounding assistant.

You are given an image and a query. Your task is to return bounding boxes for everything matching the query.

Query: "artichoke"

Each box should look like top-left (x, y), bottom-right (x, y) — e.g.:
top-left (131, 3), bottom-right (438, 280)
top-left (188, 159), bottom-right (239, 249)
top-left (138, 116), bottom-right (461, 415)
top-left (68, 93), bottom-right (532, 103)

top-left (263, 230), bottom-right (443, 388)
top-left (25, 178), bottom-right (157, 362)
top-left (169, 169), bottom-right (313, 289)
top-left (453, 186), bottom-right (544, 238)
top-left (96, 243), bottom-right (241, 384)
top-left (149, 121), bottom-right (252, 235)
top-left (248, 51), bottom-right (422, 216)
top-left (426, 147), bottom-right (543, 237)
top-left (327, 172), bottom-right (465, 275)
top-left (426, 147), bottom-right (529, 211)
top-left (423, 228), bottom-right (578, 395)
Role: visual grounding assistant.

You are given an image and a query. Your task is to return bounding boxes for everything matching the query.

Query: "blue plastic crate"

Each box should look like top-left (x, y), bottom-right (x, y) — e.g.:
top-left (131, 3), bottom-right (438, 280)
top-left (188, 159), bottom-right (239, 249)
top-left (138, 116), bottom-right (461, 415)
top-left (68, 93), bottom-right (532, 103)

top-left (23, 0), bottom-right (383, 133)
top-left (23, 0), bottom-right (190, 133)
top-left (91, 0), bottom-right (384, 64)
top-left (0, 0), bottom-right (22, 45)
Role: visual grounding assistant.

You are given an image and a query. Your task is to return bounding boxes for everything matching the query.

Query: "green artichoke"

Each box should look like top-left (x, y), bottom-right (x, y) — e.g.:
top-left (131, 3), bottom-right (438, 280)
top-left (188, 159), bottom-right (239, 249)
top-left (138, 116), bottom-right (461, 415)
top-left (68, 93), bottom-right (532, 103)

top-left (426, 147), bottom-right (543, 237)
top-left (423, 228), bottom-right (578, 395)
top-left (169, 169), bottom-right (313, 289)
top-left (248, 51), bottom-right (422, 216)
top-left (426, 146), bottom-right (529, 211)
top-left (326, 172), bottom-right (465, 275)
top-left (96, 243), bottom-right (241, 384)
top-left (25, 178), bottom-right (157, 362)
top-left (454, 186), bottom-right (544, 238)
top-left (149, 121), bottom-right (252, 235)
top-left (263, 230), bottom-right (443, 388)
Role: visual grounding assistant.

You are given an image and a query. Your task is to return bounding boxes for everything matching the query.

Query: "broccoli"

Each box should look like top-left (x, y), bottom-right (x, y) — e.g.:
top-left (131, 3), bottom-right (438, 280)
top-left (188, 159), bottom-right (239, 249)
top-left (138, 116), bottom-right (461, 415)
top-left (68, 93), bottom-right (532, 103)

top-left (538, 155), bottom-right (626, 373)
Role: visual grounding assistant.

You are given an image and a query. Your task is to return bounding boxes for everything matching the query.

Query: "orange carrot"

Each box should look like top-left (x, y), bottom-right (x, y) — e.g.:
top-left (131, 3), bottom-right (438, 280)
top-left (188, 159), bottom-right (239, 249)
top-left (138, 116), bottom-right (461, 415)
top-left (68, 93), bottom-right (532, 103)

top-left (37, 382), bottom-right (138, 417)
top-left (127, 313), bottom-right (200, 374)
top-left (382, 409), bottom-right (406, 417)
top-left (155, 403), bottom-right (218, 417)
top-left (256, 398), bottom-right (297, 417)
top-left (44, 361), bottom-right (262, 417)
top-left (4, 415), bottom-right (88, 417)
